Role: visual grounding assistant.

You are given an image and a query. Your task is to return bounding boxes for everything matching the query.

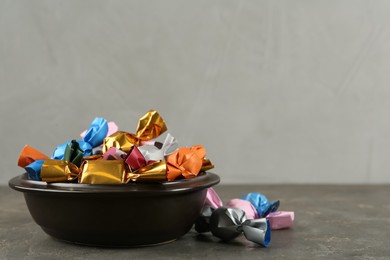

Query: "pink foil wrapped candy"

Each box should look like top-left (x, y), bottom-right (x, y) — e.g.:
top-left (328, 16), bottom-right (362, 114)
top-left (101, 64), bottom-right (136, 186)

top-left (266, 211), bottom-right (295, 230)
top-left (204, 187), bottom-right (223, 209)
top-left (125, 146), bottom-right (147, 171)
top-left (226, 199), bottom-right (258, 220)
top-left (102, 147), bottom-right (126, 160)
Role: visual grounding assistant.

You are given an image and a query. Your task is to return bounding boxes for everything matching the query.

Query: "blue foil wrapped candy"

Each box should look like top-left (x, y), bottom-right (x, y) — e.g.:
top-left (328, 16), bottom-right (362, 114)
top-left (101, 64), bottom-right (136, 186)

top-left (25, 160), bottom-right (44, 181)
top-left (242, 192), bottom-right (280, 218)
top-left (52, 118), bottom-right (108, 160)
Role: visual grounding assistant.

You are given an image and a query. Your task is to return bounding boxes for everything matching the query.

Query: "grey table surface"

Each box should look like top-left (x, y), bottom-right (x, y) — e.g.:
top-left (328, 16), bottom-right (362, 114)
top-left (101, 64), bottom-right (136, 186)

top-left (1, 184), bottom-right (389, 260)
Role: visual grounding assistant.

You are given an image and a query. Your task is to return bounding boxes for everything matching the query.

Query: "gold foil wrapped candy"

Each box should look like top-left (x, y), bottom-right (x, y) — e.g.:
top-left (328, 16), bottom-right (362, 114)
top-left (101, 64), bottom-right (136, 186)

top-left (41, 159), bottom-right (79, 182)
top-left (102, 131), bottom-right (136, 153)
top-left (135, 110), bottom-right (167, 142)
top-left (201, 159), bottom-right (215, 172)
top-left (102, 110), bottom-right (167, 153)
top-left (79, 159), bottom-right (126, 184)
top-left (126, 160), bottom-right (167, 183)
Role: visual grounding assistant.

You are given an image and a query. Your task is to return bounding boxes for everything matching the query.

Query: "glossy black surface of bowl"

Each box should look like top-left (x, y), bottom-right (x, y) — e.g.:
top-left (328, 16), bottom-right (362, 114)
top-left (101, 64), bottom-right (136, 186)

top-left (9, 172), bottom-right (219, 247)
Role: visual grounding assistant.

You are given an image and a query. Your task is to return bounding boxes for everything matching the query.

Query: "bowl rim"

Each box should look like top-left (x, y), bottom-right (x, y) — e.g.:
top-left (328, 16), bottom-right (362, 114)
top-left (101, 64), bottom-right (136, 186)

top-left (9, 172), bottom-right (220, 195)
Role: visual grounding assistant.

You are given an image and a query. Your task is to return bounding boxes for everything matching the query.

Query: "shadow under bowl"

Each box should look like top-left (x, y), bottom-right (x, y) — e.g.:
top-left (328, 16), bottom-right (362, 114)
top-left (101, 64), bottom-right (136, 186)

top-left (9, 172), bottom-right (219, 247)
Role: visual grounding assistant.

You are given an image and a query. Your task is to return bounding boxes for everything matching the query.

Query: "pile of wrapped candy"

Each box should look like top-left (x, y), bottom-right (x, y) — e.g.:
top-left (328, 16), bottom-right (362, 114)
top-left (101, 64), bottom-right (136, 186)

top-left (195, 188), bottom-right (295, 247)
top-left (16, 109), bottom-right (294, 248)
top-left (17, 110), bottom-right (214, 184)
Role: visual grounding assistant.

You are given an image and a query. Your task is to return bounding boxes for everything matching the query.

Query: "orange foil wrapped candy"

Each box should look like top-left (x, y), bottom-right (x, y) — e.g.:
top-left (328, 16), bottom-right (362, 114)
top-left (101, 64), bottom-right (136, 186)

top-left (166, 145), bottom-right (207, 181)
top-left (41, 159), bottom-right (79, 182)
top-left (18, 145), bottom-right (49, 168)
top-left (102, 110), bottom-right (167, 153)
top-left (79, 159), bottom-right (126, 184)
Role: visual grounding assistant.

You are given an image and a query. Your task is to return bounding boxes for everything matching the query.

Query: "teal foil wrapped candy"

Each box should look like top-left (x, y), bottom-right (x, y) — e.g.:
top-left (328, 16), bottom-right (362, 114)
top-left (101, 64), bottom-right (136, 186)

top-left (64, 140), bottom-right (84, 167)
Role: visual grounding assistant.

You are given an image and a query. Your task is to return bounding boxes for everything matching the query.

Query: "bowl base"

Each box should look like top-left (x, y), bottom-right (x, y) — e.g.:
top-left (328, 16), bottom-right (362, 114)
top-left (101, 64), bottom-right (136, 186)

top-left (52, 236), bottom-right (178, 248)
top-left (42, 227), bottom-right (178, 248)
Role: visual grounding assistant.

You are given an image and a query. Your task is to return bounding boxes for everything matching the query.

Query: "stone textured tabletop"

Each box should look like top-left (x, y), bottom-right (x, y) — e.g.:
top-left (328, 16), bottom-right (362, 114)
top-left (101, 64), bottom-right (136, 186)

top-left (1, 184), bottom-right (389, 259)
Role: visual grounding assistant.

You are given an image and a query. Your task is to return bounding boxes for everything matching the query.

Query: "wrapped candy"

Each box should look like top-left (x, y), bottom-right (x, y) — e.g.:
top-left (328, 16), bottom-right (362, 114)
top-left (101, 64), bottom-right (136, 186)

top-left (18, 145), bottom-right (49, 168)
top-left (242, 192), bottom-right (280, 218)
top-left (63, 140), bottom-right (84, 167)
top-left (267, 211), bottom-right (295, 230)
top-left (82, 118), bottom-right (110, 148)
top-left (25, 160), bottom-right (44, 181)
top-left (138, 133), bottom-right (178, 162)
top-left (18, 146), bottom-right (49, 181)
top-left (205, 187), bottom-right (223, 209)
top-left (41, 159), bottom-right (79, 182)
top-left (125, 146), bottom-right (147, 170)
top-left (200, 159), bottom-right (214, 172)
top-left (102, 147), bottom-right (126, 160)
top-left (196, 207), bottom-right (271, 247)
top-left (126, 160), bottom-right (167, 182)
top-left (134, 110), bottom-right (167, 143)
top-left (80, 121), bottom-right (118, 139)
top-left (194, 206), bottom-right (214, 233)
top-left (226, 199), bottom-right (258, 219)
top-left (101, 131), bottom-right (135, 154)
top-left (52, 118), bottom-right (108, 159)
top-left (166, 145), bottom-right (206, 181)
top-left (79, 159), bottom-right (126, 184)
top-left (103, 110), bottom-right (167, 153)
top-left (227, 198), bottom-right (294, 229)
top-left (194, 188), bottom-right (221, 233)
top-left (80, 121), bottom-right (119, 155)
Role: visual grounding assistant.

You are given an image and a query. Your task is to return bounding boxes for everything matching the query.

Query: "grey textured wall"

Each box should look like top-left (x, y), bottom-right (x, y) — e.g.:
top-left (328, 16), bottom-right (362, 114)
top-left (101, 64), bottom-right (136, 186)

top-left (1, 0), bottom-right (390, 184)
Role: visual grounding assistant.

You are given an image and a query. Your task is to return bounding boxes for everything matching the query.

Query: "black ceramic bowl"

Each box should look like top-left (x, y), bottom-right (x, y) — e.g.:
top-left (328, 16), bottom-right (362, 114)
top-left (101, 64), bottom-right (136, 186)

top-left (9, 172), bottom-right (219, 247)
